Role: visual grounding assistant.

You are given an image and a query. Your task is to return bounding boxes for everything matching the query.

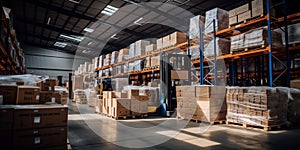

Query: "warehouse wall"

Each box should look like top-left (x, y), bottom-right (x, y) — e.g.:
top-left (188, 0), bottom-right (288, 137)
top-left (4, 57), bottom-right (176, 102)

top-left (23, 45), bottom-right (89, 82)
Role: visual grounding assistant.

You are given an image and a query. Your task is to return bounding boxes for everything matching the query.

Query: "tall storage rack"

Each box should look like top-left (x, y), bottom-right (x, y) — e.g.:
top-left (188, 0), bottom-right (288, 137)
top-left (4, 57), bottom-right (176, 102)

top-left (192, 0), bottom-right (300, 87)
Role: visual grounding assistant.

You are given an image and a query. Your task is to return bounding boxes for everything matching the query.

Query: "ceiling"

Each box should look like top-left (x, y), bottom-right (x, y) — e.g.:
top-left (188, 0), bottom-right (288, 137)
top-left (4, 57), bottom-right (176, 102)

top-left (4, 0), bottom-right (297, 58)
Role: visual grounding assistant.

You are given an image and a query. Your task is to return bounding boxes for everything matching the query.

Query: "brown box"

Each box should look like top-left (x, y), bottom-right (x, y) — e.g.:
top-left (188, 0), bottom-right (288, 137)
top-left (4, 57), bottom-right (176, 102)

top-left (170, 32), bottom-right (186, 46)
top-left (130, 98), bottom-right (140, 115)
top-left (235, 3), bottom-right (249, 15)
top-left (291, 79), bottom-right (300, 89)
top-left (171, 70), bottom-right (189, 80)
top-left (145, 44), bottom-right (156, 54)
top-left (112, 98), bottom-right (131, 109)
top-left (39, 91), bottom-right (53, 104)
top-left (0, 85), bottom-right (17, 104)
top-left (229, 9), bottom-right (236, 17)
top-left (156, 38), bottom-right (163, 50)
top-left (12, 126), bottom-right (67, 150)
top-left (126, 89), bottom-right (139, 99)
top-left (17, 86), bottom-right (41, 104)
top-left (119, 48), bottom-right (129, 56)
top-left (145, 57), bottom-right (151, 68)
top-left (238, 10), bottom-right (251, 22)
top-left (195, 86), bottom-right (211, 98)
top-left (176, 86), bottom-right (195, 92)
top-left (150, 55), bottom-right (160, 67)
top-left (13, 105), bottom-right (68, 129)
top-left (229, 16), bottom-right (238, 25)
top-left (162, 35), bottom-right (171, 48)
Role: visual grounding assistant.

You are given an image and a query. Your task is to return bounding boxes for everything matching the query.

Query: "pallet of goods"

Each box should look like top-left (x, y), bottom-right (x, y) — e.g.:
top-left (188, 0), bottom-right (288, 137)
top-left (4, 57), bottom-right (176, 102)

top-left (74, 89), bottom-right (87, 104)
top-left (176, 85), bottom-right (227, 124)
top-left (226, 87), bottom-right (288, 131)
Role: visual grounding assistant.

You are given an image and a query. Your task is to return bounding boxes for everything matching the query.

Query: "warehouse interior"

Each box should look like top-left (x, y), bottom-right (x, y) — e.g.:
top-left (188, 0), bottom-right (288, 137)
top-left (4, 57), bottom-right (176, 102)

top-left (1, 0), bottom-right (300, 149)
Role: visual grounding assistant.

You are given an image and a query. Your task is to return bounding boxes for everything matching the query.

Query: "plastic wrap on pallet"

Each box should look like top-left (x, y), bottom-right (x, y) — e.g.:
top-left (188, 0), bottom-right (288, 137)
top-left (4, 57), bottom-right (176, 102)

top-left (226, 86), bottom-right (288, 127)
top-left (133, 59), bottom-right (144, 71)
top-left (244, 28), bottom-right (283, 49)
top-left (111, 78), bottom-right (129, 92)
top-left (93, 57), bottom-right (99, 70)
top-left (189, 15), bottom-right (205, 39)
top-left (0, 74), bottom-right (41, 85)
top-left (129, 43), bottom-right (135, 58)
top-left (98, 55), bottom-right (103, 68)
top-left (230, 33), bottom-right (245, 52)
top-left (135, 40), bottom-right (150, 57)
top-left (204, 8), bottom-right (229, 35)
top-left (111, 51), bottom-right (119, 65)
top-left (275, 22), bottom-right (300, 45)
top-left (204, 37), bottom-right (230, 57)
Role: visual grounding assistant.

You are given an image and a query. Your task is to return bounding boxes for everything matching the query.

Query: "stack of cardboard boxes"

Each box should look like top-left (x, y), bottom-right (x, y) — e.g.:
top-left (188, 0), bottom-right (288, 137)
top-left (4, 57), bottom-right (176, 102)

top-left (37, 79), bottom-right (68, 105)
top-left (99, 89), bottom-right (149, 119)
top-left (176, 85), bottom-right (227, 123)
top-left (226, 87), bottom-right (288, 129)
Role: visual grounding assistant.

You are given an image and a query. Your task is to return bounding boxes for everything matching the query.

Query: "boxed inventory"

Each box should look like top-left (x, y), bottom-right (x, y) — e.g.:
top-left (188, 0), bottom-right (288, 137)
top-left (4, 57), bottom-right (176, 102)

top-left (145, 44), bottom-right (156, 54)
top-left (204, 8), bottom-right (229, 34)
top-left (17, 86), bottom-right (40, 104)
top-left (135, 40), bottom-right (150, 57)
top-left (0, 85), bottom-right (17, 104)
top-left (189, 15), bottom-right (205, 39)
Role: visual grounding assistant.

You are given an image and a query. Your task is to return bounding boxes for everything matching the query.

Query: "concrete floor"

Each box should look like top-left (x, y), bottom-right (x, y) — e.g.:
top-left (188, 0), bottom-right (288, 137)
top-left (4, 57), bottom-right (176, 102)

top-left (68, 102), bottom-right (300, 150)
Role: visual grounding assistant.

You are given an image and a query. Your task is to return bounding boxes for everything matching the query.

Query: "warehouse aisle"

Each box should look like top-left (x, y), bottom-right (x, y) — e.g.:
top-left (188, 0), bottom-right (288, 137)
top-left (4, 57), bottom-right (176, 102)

top-left (68, 102), bottom-right (300, 150)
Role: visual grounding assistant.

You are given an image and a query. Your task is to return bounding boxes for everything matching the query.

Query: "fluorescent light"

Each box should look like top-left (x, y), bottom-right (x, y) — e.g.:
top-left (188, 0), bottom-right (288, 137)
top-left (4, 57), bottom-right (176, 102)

top-left (82, 50), bottom-right (91, 53)
top-left (134, 17), bottom-right (143, 26)
top-left (47, 17), bottom-right (51, 25)
top-left (84, 27), bottom-right (94, 33)
top-left (101, 5), bottom-right (119, 16)
top-left (69, 0), bottom-right (81, 4)
top-left (59, 34), bottom-right (84, 42)
top-left (54, 42), bottom-right (67, 48)
top-left (110, 33), bottom-right (119, 39)
top-left (87, 42), bottom-right (93, 46)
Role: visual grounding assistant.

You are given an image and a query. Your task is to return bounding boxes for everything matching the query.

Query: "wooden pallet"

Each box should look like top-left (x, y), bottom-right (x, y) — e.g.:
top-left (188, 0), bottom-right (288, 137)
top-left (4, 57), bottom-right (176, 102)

top-left (230, 44), bottom-right (266, 54)
top-left (226, 121), bottom-right (288, 131)
top-left (177, 117), bottom-right (225, 125)
top-left (111, 115), bottom-right (129, 120)
top-left (132, 113), bottom-right (148, 119)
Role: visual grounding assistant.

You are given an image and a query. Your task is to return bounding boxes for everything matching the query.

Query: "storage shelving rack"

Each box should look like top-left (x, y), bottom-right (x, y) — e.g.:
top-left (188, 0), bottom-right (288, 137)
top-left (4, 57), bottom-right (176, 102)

top-left (192, 0), bottom-right (300, 87)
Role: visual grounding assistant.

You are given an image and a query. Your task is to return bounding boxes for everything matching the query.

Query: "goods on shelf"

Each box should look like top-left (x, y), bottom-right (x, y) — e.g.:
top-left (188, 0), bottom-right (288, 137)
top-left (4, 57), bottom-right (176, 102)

top-left (229, 3), bottom-right (251, 25)
top-left (93, 57), bottom-right (99, 70)
top-left (170, 32), bottom-right (187, 46)
top-left (72, 75), bottom-right (83, 93)
top-left (162, 35), bottom-right (171, 48)
top-left (275, 22), bottom-right (300, 45)
top-left (204, 8), bottom-right (229, 34)
top-left (98, 55), bottom-right (103, 68)
top-left (128, 59), bottom-right (144, 72)
top-left (156, 38), bottom-right (163, 50)
top-left (205, 37), bottom-right (230, 57)
top-left (118, 48), bottom-right (129, 62)
top-left (189, 15), bottom-right (205, 39)
top-left (103, 54), bottom-right (111, 66)
top-left (151, 55), bottom-right (160, 67)
top-left (145, 44), bottom-right (156, 54)
top-left (226, 87), bottom-right (288, 128)
top-left (230, 28), bottom-right (283, 53)
top-left (251, 0), bottom-right (275, 18)
top-left (135, 40), bottom-right (150, 57)
top-left (129, 43), bottom-right (135, 58)
top-left (111, 51), bottom-right (119, 65)
top-left (176, 85), bottom-right (227, 122)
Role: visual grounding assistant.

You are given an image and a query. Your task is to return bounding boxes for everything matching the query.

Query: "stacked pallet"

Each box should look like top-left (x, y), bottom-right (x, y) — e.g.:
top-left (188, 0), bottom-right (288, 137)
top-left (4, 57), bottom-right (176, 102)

top-left (74, 89), bottom-right (87, 104)
top-left (176, 85), bottom-right (227, 124)
top-left (103, 54), bottom-right (111, 66)
top-left (226, 87), bottom-right (288, 130)
top-left (230, 28), bottom-right (283, 53)
top-left (117, 48), bottom-right (129, 63)
top-left (87, 90), bottom-right (97, 107)
top-left (94, 95), bottom-right (103, 114)
top-left (189, 15), bottom-right (205, 40)
top-left (204, 8), bottom-right (229, 34)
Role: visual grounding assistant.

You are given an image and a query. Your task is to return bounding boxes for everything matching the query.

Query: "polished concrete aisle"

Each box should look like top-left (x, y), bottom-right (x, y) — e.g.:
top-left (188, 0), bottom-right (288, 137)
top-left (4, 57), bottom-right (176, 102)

top-left (68, 102), bottom-right (300, 150)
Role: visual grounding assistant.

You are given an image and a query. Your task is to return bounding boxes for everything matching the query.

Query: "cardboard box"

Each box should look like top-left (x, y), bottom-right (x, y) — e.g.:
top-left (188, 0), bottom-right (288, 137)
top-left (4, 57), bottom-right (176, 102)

top-left (170, 32), bottom-right (186, 46)
top-left (145, 57), bottom-right (151, 68)
top-left (17, 86), bottom-right (40, 104)
top-left (156, 38), bottom-right (163, 50)
top-left (229, 16), bottom-right (238, 25)
top-left (0, 85), bottom-right (17, 104)
top-left (12, 126), bottom-right (67, 150)
top-left (162, 35), bottom-right (171, 48)
top-left (229, 9), bottom-right (236, 17)
top-left (291, 79), bottom-right (300, 89)
top-left (13, 105), bottom-right (68, 129)
top-left (126, 89), bottom-right (139, 99)
top-left (237, 10), bottom-right (251, 22)
top-left (145, 44), bottom-right (156, 54)
top-left (119, 48), bottom-right (129, 56)
top-left (235, 3), bottom-right (249, 15)
top-left (171, 70), bottom-right (189, 80)
top-left (44, 79), bottom-right (58, 91)
top-left (135, 40), bottom-right (150, 57)
top-left (151, 55), bottom-right (160, 66)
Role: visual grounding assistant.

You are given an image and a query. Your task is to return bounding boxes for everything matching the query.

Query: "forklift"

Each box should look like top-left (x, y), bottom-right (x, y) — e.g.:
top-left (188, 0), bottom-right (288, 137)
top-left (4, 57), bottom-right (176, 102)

top-left (159, 52), bottom-right (192, 117)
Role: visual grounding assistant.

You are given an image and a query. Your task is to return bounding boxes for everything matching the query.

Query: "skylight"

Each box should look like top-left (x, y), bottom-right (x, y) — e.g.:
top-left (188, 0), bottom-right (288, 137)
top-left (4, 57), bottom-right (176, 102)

top-left (84, 28), bottom-right (94, 33)
top-left (54, 42), bottom-right (67, 48)
top-left (101, 5), bottom-right (119, 16)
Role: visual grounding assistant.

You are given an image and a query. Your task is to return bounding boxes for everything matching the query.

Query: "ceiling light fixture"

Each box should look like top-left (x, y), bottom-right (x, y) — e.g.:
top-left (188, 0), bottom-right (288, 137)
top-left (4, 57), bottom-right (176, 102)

top-left (134, 17), bottom-right (143, 26)
top-left (59, 34), bottom-right (84, 42)
top-left (122, 0), bottom-right (142, 7)
top-left (87, 41), bottom-right (93, 46)
top-left (101, 5), bottom-right (119, 16)
top-left (69, 0), bottom-right (81, 4)
top-left (84, 27), bottom-right (94, 33)
top-left (47, 17), bottom-right (51, 25)
top-left (82, 50), bottom-right (91, 53)
top-left (54, 42), bottom-right (67, 48)
top-left (110, 33), bottom-right (119, 39)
